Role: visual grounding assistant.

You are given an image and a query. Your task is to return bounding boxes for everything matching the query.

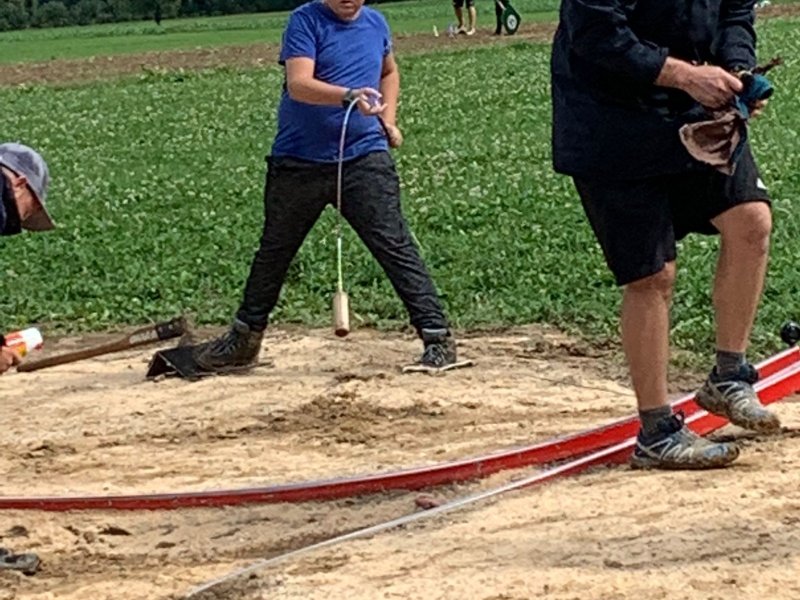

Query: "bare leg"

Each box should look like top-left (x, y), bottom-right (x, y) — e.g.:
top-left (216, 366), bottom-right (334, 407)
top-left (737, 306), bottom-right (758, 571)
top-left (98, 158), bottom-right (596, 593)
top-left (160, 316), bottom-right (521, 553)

top-left (694, 200), bottom-right (778, 434)
top-left (710, 202), bottom-right (772, 353)
top-left (468, 6), bottom-right (477, 31)
top-left (622, 263), bottom-right (676, 411)
top-left (454, 6), bottom-right (464, 28)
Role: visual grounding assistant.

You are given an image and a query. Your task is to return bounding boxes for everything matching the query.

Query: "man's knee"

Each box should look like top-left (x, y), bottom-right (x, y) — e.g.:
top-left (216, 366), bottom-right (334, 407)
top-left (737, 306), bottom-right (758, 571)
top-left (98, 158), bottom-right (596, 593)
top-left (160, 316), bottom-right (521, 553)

top-left (716, 202), bottom-right (772, 255)
top-left (625, 263), bottom-right (676, 298)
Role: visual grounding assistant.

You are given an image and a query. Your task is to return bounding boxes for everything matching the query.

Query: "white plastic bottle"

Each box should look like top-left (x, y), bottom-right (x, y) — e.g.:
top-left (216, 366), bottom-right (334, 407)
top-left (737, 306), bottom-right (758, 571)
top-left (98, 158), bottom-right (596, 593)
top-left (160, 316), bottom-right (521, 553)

top-left (1, 327), bottom-right (44, 357)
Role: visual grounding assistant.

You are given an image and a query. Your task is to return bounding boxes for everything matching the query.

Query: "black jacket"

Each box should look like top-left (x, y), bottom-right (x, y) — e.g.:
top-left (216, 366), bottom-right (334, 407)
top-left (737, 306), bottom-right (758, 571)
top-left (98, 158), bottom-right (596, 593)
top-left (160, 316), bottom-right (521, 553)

top-left (551, 0), bottom-right (758, 180)
top-left (0, 171), bottom-right (21, 236)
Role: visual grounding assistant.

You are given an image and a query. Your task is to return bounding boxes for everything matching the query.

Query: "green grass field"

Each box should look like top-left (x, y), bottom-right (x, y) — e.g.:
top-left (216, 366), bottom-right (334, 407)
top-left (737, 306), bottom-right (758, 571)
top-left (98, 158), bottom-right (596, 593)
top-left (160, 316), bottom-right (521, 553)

top-left (1, 6), bottom-right (799, 361)
top-left (0, 0), bottom-right (559, 64)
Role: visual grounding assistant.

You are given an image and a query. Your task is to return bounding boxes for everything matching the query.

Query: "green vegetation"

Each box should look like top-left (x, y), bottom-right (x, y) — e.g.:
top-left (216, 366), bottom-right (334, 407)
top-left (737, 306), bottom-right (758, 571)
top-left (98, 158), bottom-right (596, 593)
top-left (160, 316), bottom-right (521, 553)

top-left (1, 13), bottom-right (799, 360)
top-left (0, 0), bottom-right (469, 31)
top-left (0, 0), bottom-right (559, 63)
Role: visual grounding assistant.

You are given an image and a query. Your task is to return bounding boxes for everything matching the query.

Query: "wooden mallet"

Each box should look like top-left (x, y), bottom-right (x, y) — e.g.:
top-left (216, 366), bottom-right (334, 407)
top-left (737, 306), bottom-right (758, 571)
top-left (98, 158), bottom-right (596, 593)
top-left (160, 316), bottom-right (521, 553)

top-left (332, 97), bottom-right (364, 338)
top-left (17, 316), bottom-right (187, 372)
top-left (333, 243), bottom-right (350, 338)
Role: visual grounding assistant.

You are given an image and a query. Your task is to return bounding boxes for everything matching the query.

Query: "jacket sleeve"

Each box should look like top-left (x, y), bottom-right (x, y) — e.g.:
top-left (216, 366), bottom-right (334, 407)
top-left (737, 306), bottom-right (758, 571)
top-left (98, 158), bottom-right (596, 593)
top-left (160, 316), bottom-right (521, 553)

top-left (561, 0), bottom-right (668, 84)
top-left (713, 0), bottom-right (757, 71)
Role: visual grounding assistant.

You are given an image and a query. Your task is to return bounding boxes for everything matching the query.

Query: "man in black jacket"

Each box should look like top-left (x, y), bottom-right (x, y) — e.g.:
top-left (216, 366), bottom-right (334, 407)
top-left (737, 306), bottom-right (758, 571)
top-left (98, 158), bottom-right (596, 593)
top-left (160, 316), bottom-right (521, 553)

top-left (551, 0), bottom-right (775, 469)
top-left (0, 142), bottom-right (52, 375)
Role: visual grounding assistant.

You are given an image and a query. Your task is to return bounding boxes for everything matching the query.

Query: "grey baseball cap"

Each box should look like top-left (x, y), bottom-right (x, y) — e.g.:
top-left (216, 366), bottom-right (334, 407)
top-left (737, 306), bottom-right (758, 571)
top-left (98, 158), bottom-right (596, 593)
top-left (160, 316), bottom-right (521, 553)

top-left (0, 142), bottom-right (53, 231)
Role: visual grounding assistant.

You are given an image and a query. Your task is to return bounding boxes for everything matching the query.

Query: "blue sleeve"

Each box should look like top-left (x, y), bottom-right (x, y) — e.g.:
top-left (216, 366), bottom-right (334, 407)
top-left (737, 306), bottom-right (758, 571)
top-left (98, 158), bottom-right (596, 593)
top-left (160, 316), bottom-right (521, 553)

top-left (560, 0), bottom-right (668, 84)
top-left (279, 11), bottom-right (318, 64)
top-left (713, 0), bottom-right (757, 71)
top-left (380, 13), bottom-right (392, 56)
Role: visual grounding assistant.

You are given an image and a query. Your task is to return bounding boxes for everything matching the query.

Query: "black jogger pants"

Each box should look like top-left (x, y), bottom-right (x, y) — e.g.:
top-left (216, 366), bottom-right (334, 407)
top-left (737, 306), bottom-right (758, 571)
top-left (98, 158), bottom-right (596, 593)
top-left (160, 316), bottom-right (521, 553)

top-left (235, 151), bottom-right (449, 334)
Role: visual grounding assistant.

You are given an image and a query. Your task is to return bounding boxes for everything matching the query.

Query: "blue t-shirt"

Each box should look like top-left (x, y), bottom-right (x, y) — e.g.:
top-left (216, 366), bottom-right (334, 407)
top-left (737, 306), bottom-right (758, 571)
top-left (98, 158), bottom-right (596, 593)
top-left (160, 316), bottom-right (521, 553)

top-left (272, 1), bottom-right (392, 163)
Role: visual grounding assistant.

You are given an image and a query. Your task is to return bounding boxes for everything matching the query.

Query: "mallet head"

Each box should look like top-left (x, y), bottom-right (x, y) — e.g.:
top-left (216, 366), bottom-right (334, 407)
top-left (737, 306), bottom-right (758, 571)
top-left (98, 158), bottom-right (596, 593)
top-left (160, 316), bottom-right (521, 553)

top-left (333, 290), bottom-right (350, 338)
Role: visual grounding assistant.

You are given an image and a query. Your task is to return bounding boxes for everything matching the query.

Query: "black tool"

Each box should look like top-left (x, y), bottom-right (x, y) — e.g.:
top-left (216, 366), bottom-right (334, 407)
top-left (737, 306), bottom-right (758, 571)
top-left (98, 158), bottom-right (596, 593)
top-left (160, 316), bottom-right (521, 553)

top-left (780, 321), bottom-right (800, 346)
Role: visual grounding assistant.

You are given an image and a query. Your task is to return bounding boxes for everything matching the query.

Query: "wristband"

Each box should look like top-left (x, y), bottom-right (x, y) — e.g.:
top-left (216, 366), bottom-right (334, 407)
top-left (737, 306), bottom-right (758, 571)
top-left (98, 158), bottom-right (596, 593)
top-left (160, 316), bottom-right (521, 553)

top-left (342, 89), bottom-right (357, 108)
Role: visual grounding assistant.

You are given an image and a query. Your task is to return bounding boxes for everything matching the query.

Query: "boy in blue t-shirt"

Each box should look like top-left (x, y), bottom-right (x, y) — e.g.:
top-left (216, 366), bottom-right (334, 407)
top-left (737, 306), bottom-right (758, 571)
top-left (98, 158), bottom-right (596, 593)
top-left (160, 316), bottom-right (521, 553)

top-left (194, 0), bottom-right (460, 372)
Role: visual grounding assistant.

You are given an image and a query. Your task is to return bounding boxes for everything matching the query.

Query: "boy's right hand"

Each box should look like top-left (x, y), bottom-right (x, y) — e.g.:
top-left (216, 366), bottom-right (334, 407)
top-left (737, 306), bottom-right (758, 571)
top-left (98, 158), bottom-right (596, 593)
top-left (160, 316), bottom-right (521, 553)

top-left (351, 87), bottom-right (387, 116)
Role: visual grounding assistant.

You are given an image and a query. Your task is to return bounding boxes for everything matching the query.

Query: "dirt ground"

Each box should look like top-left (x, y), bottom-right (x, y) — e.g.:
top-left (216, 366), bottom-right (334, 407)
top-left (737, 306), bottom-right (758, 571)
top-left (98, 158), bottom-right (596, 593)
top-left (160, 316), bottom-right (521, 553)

top-left (0, 326), bottom-right (798, 600)
top-left (0, 23), bottom-right (559, 87)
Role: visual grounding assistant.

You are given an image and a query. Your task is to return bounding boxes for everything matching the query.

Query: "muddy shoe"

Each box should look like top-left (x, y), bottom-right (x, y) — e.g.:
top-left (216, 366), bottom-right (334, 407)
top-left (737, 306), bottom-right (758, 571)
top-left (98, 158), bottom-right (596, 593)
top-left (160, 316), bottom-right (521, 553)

top-left (402, 328), bottom-right (473, 374)
top-left (193, 319), bottom-right (263, 372)
top-left (630, 412), bottom-right (740, 470)
top-left (696, 364), bottom-right (780, 433)
top-left (419, 328), bottom-right (458, 368)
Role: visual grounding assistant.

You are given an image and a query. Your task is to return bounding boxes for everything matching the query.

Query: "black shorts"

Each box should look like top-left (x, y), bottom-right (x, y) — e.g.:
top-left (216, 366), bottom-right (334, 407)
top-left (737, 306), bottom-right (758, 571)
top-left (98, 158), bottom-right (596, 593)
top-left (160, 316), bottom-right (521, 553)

top-left (574, 146), bottom-right (771, 286)
top-left (453, 0), bottom-right (475, 7)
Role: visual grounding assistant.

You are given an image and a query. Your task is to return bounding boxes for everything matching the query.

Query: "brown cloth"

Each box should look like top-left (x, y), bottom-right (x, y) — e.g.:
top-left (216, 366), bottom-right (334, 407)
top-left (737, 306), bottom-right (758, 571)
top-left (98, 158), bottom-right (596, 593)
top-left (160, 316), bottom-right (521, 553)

top-left (679, 60), bottom-right (781, 175)
top-left (679, 108), bottom-right (746, 176)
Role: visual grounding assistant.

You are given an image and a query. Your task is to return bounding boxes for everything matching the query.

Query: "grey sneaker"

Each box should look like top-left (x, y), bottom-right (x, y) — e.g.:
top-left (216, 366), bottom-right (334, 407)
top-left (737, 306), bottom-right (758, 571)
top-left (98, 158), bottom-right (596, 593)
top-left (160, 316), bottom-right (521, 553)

top-left (419, 328), bottom-right (457, 369)
top-left (631, 412), bottom-right (740, 470)
top-left (193, 319), bottom-right (263, 372)
top-left (696, 364), bottom-right (780, 433)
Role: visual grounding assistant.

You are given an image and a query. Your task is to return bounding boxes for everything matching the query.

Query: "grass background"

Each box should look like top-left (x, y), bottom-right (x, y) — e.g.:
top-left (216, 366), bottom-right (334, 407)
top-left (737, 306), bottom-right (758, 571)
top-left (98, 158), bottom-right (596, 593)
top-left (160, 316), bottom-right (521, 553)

top-left (0, 2), bottom-right (799, 361)
top-left (0, 0), bottom-right (560, 63)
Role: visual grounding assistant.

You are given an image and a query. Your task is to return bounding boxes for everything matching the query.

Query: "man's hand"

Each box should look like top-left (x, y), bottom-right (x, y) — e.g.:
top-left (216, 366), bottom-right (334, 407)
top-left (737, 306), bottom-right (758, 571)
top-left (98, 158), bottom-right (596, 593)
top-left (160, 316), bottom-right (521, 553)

top-left (680, 65), bottom-right (744, 108)
top-left (382, 122), bottom-right (404, 148)
top-left (656, 59), bottom-right (743, 109)
top-left (0, 346), bottom-right (21, 374)
top-left (349, 87), bottom-right (387, 116)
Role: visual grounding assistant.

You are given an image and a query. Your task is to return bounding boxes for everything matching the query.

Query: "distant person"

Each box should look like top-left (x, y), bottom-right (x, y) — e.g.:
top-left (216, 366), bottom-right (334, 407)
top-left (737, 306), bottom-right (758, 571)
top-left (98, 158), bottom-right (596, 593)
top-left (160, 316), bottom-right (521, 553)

top-left (0, 143), bottom-right (53, 374)
top-left (453, 0), bottom-right (476, 35)
top-left (493, 0), bottom-right (503, 34)
top-left (192, 0), bottom-right (463, 373)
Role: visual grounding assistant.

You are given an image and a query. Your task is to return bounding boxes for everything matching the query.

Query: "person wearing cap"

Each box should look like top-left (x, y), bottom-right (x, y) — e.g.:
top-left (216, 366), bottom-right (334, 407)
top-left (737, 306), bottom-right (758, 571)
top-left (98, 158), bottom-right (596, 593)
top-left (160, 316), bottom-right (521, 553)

top-left (0, 142), bottom-right (53, 374)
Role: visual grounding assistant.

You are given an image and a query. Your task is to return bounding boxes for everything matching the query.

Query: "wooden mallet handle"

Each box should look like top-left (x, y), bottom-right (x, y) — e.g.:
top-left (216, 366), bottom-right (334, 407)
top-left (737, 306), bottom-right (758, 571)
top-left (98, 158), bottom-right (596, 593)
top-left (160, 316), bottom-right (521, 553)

top-left (17, 317), bottom-right (187, 373)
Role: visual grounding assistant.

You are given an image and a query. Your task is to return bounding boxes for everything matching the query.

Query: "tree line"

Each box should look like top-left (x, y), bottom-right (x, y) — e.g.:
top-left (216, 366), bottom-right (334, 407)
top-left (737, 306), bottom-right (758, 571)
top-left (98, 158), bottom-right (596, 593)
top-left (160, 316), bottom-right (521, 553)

top-left (0, 0), bottom-right (395, 31)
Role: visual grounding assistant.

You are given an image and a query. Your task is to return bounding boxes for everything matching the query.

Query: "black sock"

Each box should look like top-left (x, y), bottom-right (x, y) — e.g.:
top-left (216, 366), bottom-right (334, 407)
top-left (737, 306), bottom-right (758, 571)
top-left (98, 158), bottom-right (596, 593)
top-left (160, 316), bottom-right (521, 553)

top-left (639, 405), bottom-right (673, 437)
top-left (716, 349), bottom-right (746, 379)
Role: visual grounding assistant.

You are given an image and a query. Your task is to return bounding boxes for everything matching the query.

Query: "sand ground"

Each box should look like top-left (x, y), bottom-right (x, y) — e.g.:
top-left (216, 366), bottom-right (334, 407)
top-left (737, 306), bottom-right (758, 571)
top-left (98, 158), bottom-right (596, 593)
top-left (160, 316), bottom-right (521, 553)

top-left (0, 326), bottom-right (797, 600)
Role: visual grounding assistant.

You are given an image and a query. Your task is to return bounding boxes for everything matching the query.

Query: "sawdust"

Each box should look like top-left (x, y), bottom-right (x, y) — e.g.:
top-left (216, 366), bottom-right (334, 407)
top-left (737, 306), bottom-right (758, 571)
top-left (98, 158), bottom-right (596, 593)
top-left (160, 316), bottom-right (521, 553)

top-left (0, 325), bottom-right (798, 600)
top-left (0, 325), bottom-right (634, 496)
top-left (256, 419), bottom-right (800, 600)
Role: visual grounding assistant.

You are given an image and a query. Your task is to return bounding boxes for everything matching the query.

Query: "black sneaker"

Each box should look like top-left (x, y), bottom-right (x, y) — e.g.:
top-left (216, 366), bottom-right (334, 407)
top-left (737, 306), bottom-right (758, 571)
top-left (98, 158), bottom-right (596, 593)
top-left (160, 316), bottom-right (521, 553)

top-left (193, 319), bottom-right (263, 372)
top-left (419, 328), bottom-right (457, 369)
top-left (696, 364), bottom-right (780, 433)
top-left (630, 412), bottom-right (740, 470)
